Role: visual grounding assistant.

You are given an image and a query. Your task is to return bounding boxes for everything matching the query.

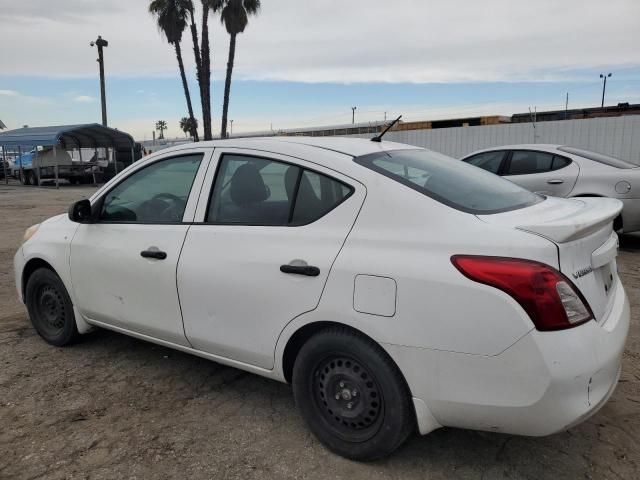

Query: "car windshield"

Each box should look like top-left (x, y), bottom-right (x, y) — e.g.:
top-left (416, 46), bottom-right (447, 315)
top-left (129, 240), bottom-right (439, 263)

top-left (558, 146), bottom-right (637, 169)
top-left (354, 149), bottom-right (543, 214)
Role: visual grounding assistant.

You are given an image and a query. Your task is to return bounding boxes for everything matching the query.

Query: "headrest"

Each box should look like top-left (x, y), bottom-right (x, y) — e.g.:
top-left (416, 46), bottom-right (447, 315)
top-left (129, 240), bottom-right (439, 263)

top-left (230, 163), bottom-right (269, 206)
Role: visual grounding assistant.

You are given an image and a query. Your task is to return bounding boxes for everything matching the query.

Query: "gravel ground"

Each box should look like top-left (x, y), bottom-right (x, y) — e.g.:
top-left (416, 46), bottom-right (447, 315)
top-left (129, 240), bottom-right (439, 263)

top-left (1, 182), bottom-right (639, 480)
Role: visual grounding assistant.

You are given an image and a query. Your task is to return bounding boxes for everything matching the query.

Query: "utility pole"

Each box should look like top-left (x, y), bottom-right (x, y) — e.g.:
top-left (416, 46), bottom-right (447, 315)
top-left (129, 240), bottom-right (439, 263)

top-left (90, 35), bottom-right (109, 126)
top-left (230, 120), bottom-right (233, 136)
top-left (599, 73), bottom-right (612, 108)
top-left (384, 111), bottom-right (387, 121)
top-left (351, 106), bottom-right (357, 124)
top-left (565, 92), bottom-right (569, 119)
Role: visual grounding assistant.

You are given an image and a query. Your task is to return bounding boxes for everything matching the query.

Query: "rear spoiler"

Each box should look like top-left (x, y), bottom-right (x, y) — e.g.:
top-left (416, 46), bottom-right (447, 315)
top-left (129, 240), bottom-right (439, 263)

top-left (516, 197), bottom-right (622, 243)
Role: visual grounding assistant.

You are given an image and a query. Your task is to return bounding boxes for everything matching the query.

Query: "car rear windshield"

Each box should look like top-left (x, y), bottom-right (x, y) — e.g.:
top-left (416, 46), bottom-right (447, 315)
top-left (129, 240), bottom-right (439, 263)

top-left (558, 146), bottom-right (637, 169)
top-left (354, 149), bottom-right (543, 214)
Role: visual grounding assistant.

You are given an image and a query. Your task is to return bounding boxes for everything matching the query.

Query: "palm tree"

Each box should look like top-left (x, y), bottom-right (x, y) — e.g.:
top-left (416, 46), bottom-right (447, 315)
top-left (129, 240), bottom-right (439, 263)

top-left (220, 0), bottom-right (260, 138)
top-left (179, 116), bottom-right (198, 138)
top-left (199, 0), bottom-right (224, 141)
top-left (149, 0), bottom-right (199, 141)
top-left (156, 120), bottom-right (168, 140)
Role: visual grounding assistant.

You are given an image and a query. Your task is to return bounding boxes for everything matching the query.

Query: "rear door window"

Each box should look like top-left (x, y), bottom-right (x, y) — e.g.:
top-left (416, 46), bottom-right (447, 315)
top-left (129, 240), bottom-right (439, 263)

top-left (355, 149), bottom-right (542, 214)
top-left (506, 151), bottom-right (554, 175)
top-left (207, 154), bottom-right (353, 225)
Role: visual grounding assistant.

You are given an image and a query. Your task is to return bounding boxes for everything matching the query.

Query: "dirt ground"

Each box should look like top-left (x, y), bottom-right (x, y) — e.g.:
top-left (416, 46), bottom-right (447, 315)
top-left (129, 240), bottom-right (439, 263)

top-left (1, 182), bottom-right (639, 480)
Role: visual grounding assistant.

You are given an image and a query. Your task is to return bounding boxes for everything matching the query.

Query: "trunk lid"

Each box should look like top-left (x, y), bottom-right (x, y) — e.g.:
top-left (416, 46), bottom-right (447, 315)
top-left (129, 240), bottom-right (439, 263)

top-left (477, 196), bottom-right (623, 322)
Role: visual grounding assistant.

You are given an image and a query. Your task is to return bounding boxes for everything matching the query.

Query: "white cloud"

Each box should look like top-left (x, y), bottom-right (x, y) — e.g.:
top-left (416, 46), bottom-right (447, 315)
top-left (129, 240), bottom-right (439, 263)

top-left (0, 0), bottom-right (638, 83)
top-left (0, 89), bottom-right (19, 96)
top-left (74, 95), bottom-right (94, 103)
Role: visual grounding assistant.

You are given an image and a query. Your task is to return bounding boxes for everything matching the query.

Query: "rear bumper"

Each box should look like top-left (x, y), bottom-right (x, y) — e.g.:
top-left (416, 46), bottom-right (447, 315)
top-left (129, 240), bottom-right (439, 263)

top-left (385, 280), bottom-right (629, 436)
top-left (620, 198), bottom-right (640, 233)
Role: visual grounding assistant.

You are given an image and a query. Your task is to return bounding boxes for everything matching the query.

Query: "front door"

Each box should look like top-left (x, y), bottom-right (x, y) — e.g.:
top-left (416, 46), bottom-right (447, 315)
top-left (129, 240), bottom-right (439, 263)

top-left (177, 149), bottom-right (365, 368)
top-left (70, 151), bottom-right (210, 345)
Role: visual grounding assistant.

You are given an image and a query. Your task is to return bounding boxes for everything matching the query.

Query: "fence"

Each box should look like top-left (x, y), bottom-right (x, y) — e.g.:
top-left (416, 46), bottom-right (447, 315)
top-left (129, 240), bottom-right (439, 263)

top-left (349, 115), bottom-right (640, 165)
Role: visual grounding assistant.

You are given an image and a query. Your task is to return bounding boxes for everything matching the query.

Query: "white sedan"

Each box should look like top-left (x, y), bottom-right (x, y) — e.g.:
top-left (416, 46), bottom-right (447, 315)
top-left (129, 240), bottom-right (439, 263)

top-left (461, 144), bottom-right (640, 232)
top-left (14, 137), bottom-right (629, 460)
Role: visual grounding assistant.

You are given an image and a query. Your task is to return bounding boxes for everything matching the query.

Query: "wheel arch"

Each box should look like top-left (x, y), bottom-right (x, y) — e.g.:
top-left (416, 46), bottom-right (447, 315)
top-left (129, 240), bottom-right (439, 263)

top-left (21, 257), bottom-right (55, 302)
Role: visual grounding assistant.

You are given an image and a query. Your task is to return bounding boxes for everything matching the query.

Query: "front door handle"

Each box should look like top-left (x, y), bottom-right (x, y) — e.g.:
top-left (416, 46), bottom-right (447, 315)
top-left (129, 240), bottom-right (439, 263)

top-left (547, 179), bottom-right (564, 185)
top-left (280, 264), bottom-right (320, 276)
top-left (141, 249), bottom-right (167, 260)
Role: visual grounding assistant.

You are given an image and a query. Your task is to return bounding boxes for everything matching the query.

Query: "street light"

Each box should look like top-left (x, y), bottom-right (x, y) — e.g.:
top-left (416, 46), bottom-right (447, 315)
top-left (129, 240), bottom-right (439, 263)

top-left (599, 73), bottom-right (612, 108)
top-left (351, 106), bottom-right (357, 124)
top-left (90, 35), bottom-right (109, 126)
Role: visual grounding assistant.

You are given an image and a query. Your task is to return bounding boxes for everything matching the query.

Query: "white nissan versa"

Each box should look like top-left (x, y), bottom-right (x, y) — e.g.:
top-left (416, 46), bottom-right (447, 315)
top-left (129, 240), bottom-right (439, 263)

top-left (14, 137), bottom-right (629, 460)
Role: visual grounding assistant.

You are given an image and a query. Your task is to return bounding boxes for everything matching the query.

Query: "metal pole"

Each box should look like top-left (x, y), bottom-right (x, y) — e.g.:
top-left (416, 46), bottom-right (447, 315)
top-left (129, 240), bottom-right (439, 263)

top-left (565, 92), bottom-right (569, 119)
top-left (351, 106), bottom-right (356, 124)
top-left (1, 146), bottom-right (7, 185)
top-left (91, 36), bottom-right (109, 126)
top-left (18, 146), bottom-right (23, 184)
top-left (113, 147), bottom-right (118, 175)
top-left (53, 145), bottom-right (59, 189)
top-left (33, 148), bottom-right (39, 186)
top-left (600, 73), bottom-right (611, 108)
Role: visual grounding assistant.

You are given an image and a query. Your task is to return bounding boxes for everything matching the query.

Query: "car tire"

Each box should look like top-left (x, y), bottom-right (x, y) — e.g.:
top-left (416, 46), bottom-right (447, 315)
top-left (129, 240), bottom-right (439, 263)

top-left (292, 327), bottom-right (415, 461)
top-left (25, 268), bottom-right (79, 347)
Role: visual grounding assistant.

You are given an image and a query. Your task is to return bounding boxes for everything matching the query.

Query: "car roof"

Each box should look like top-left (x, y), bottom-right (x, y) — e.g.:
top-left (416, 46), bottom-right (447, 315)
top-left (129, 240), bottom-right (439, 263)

top-left (155, 136), bottom-right (420, 159)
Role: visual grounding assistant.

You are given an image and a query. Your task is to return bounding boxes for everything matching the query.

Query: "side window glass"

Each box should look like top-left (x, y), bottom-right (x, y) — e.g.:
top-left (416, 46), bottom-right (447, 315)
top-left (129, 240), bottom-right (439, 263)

top-left (551, 155), bottom-right (571, 171)
top-left (465, 151), bottom-right (505, 174)
top-left (207, 154), bottom-right (352, 226)
top-left (208, 155), bottom-right (297, 225)
top-left (291, 170), bottom-right (352, 225)
top-left (507, 151), bottom-right (554, 175)
top-left (100, 154), bottom-right (202, 223)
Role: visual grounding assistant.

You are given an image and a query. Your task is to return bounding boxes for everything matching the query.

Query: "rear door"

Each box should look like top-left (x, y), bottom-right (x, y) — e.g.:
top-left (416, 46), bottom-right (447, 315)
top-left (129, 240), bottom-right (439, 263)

top-left (502, 150), bottom-right (579, 197)
top-left (177, 148), bottom-right (366, 369)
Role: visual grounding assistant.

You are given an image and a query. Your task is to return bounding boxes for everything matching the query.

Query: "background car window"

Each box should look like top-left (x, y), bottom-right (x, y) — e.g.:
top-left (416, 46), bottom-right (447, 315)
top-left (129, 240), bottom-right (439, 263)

top-left (355, 149), bottom-right (542, 214)
top-left (100, 154), bottom-right (203, 223)
top-left (551, 155), bottom-right (572, 171)
top-left (207, 154), bottom-right (352, 225)
top-left (465, 151), bottom-right (505, 173)
top-left (506, 151), bottom-right (554, 175)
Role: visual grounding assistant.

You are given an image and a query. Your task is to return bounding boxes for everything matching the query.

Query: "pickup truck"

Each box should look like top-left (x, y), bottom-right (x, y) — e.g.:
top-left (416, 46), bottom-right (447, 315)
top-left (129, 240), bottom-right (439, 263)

top-left (12, 148), bottom-right (100, 185)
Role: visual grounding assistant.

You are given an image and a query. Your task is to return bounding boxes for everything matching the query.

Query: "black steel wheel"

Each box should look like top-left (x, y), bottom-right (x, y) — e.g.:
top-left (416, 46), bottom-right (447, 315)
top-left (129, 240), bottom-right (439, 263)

top-left (25, 268), bottom-right (79, 346)
top-left (293, 328), bottom-right (414, 461)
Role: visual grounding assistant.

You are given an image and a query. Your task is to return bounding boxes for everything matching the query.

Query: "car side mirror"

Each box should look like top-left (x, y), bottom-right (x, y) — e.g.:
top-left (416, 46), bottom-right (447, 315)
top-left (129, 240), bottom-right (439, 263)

top-left (68, 199), bottom-right (95, 223)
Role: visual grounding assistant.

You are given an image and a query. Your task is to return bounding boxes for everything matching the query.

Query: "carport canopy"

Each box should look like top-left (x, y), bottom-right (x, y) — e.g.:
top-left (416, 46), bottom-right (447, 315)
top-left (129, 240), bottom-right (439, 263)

top-left (0, 123), bottom-right (135, 150)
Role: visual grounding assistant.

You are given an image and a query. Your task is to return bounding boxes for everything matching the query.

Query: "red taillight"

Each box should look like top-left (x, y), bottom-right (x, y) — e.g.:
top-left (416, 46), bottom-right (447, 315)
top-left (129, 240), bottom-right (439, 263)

top-left (451, 255), bottom-right (593, 331)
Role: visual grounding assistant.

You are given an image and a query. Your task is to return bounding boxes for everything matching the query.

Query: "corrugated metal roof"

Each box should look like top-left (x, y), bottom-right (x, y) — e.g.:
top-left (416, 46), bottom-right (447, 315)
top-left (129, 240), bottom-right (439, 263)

top-left (0, 123), bottom-right (135, 149)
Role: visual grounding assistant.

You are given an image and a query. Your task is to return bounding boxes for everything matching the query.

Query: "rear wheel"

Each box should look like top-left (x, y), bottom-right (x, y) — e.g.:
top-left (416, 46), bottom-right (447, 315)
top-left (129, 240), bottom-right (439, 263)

top-left (292, 328), bottom-right (414, 460)
top-left (25, 268), bottom-right (79, 346)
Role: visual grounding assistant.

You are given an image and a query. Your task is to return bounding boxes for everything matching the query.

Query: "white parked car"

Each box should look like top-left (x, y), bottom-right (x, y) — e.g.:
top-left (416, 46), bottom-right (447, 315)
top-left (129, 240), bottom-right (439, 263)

top-left (15, 137), bottom-right (629, 460)
top-left (461, 144), bottom-right (640, 232)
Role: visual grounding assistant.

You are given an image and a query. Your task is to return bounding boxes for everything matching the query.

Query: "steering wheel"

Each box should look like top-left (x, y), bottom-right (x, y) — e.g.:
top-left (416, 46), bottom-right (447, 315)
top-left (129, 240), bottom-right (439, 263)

top-left (138, 193), bottom-right (186, 222)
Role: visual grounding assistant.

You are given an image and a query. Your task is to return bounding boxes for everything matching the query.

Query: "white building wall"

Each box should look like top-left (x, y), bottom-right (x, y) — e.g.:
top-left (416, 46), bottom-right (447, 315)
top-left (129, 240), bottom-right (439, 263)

top-left (349, 115), bottom-right (640, 165)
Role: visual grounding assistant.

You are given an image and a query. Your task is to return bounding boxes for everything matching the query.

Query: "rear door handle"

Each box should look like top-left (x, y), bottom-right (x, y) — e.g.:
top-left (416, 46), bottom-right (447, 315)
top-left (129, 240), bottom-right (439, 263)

top-left (547, 179), bottom-right (564, 185)
top-left (141, 249), bottom-right (167, 260)
top-left (280, 264), bottom-right (320, 276)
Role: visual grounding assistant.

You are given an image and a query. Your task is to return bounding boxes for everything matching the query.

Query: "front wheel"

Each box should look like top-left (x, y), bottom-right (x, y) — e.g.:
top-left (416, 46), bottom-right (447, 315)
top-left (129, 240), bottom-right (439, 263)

top-left (25, 268), bottom-right (79, 346)
top-left (292, 328), bottom-right (415, 460)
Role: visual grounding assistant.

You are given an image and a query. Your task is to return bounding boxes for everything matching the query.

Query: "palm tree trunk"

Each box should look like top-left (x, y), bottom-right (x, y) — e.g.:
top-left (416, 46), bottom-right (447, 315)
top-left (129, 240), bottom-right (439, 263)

top-left (221, 33), bottom-right (236, 139)
top-left (200, 5), bottom-right (212, 140)
top-left (188, 14), bottom-right (207, 140)
top-left (174, 42), bottom-right (199, 142)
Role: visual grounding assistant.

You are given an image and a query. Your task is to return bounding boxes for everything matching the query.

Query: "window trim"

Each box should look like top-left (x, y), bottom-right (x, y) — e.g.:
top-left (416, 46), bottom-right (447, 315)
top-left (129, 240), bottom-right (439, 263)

top-left (503, 149), bottom-right (572, 176)
top-left (94, 152), bottom-right (206, 225)
top-left (203, 152), bottom-right (355, 227)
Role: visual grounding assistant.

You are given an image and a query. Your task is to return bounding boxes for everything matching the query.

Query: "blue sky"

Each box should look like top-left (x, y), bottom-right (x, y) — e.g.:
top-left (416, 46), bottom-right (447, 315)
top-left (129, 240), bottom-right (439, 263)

top-left (1, 0), bottom-right (639, 139)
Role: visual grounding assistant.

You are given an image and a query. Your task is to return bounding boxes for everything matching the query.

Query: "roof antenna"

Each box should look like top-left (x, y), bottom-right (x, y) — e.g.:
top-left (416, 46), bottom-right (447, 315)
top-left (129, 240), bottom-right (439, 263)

top-left (371, 115), bottom-right (402, 142)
